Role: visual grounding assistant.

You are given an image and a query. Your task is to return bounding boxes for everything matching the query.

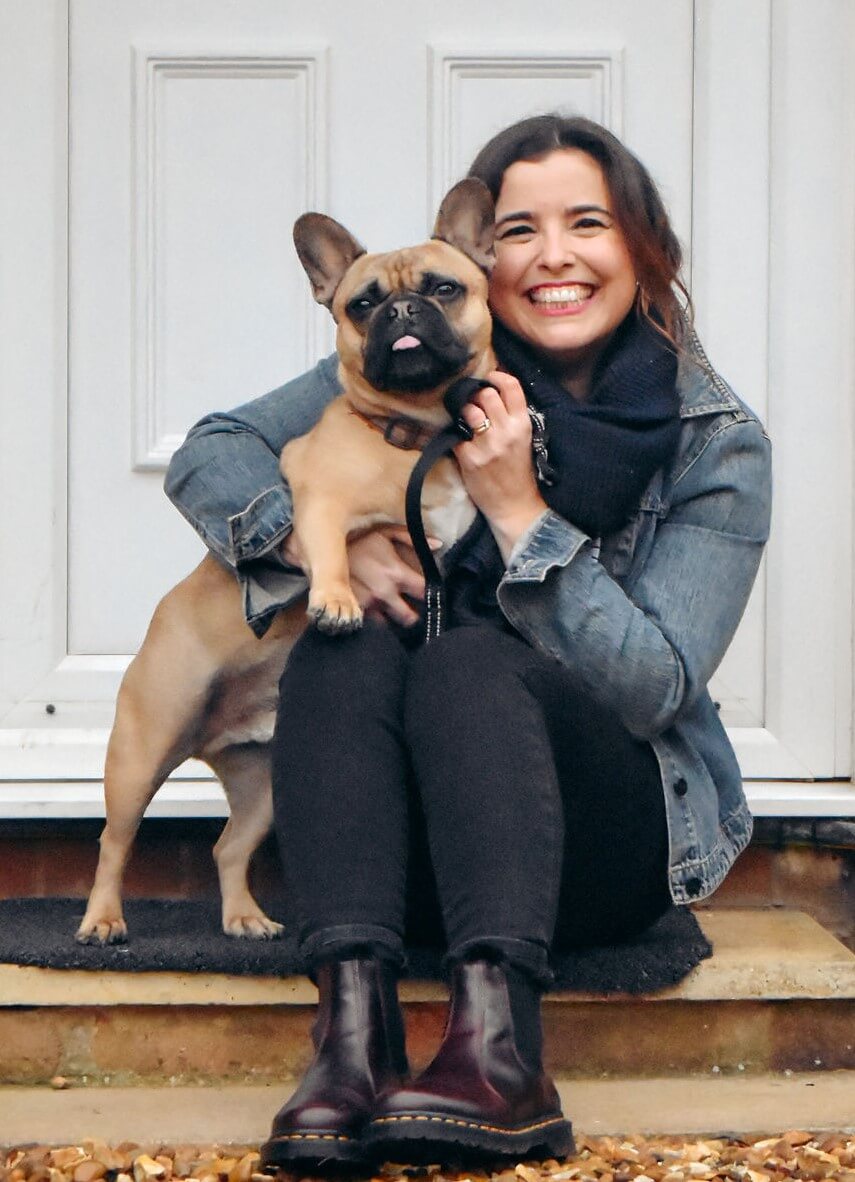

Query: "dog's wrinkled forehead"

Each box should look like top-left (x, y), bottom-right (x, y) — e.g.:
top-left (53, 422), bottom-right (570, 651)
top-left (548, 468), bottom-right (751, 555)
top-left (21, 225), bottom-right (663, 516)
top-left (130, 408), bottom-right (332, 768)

top-left (335, 240), bottom-right (485, 308)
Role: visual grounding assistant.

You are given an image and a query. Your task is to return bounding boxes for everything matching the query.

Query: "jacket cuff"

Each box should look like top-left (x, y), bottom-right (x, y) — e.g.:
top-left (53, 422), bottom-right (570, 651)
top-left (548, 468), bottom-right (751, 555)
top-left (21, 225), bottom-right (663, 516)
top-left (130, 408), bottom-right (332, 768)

top-left (227, 483), bottom-right (294, 565)
top-left (240, 563), bottom-right (309, 637)
top-left (503, 509), bottom-right (590, 583)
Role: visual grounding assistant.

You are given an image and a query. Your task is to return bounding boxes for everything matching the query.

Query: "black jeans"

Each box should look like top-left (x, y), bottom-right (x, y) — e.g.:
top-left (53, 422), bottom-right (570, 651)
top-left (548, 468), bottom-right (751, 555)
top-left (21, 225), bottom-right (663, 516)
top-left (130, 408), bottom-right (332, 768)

top-left (272, 621), bottom-right (671, 985)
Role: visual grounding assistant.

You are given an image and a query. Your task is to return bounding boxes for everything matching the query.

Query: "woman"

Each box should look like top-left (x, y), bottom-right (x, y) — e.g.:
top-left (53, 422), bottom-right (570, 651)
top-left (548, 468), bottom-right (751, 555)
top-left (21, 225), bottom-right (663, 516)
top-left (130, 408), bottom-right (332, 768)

top-left (165, 115), bottom-right (771, 1166)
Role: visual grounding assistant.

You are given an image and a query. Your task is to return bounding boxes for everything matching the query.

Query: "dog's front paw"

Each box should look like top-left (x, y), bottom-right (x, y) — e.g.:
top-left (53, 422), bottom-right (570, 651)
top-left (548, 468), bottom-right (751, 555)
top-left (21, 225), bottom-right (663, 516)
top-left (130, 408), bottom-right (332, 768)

top-left (223, 912), bottom-right (285, 940)
top-left (75, 913), bottom-right (128, 945)
top-left (307, 586), bottom-right (364, 634)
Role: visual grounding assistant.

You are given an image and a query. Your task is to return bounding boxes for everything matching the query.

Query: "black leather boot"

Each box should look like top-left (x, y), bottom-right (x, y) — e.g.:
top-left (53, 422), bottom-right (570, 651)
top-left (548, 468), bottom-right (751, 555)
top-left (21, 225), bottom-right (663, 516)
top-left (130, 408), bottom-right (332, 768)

top-left (365, 960), bottom-right (574, 1163)
top-left (261, 957), bottom-right (408, 1168)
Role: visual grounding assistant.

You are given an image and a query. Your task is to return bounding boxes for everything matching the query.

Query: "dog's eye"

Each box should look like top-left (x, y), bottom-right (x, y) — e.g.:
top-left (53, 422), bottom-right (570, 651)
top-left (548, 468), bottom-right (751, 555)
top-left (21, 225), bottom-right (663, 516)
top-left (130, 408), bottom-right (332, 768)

top-left (347, 297), bottom-right (375, 318)
top-left (433, 282), bottom-right (462, 299)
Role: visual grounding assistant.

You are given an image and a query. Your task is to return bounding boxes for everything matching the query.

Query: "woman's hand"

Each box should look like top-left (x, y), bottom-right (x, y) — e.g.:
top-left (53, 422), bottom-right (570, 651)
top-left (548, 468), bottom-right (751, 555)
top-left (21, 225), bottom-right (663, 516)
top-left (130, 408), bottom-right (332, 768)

top-left (349, 527), bottom-right (430, 626)
top-left (283, 526), bottom-right (429, 627)
top-left (455, 370), bottom-right (548, 562)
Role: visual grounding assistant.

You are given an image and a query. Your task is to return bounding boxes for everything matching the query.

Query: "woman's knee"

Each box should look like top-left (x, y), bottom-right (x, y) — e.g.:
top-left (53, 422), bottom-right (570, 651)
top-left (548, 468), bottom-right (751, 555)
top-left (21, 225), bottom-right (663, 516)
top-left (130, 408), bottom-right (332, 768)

top-left (407, 625), bottom-right (528, 690)
top-left (403, 625), bottom-right (540, 737)
top-left (278, 619), bottom-right (408, 706)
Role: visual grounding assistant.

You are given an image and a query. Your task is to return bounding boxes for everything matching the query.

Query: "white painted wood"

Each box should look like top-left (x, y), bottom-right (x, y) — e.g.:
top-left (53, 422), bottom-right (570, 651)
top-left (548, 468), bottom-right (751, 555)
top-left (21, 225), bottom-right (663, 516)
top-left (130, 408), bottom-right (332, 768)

top-left (746, 781), bottom-right (855, 818)
top-left (0, 734), bottom-right (211, 782)
top-left (694, 0), bottom-right (855, 780)
top-left (69, 10), bottom-right (330, 655)
top-left (0, 782), bottom-right (227, 819)
top-left (130, 47), bottom-right (328, 471)
top-left (691, 0), bottom-right (772, 424)
top-left (2, 780), bottom-right (853, 821)
top-left (429, 49), bottom-right (624, 213)
top-left (2, 0), bottom-right (853, 816)
top-left (692, 0), bottom-right (770, 743)
top-left (762, 0), bottom-right (854, 777)
top-left (0, 0), bottom-right (68, 723)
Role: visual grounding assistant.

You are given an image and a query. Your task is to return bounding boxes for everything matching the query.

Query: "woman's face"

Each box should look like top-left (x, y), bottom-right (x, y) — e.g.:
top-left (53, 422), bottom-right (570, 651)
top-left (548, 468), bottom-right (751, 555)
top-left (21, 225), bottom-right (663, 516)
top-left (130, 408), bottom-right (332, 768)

top-left (488, 149), bottom-right (637, 383)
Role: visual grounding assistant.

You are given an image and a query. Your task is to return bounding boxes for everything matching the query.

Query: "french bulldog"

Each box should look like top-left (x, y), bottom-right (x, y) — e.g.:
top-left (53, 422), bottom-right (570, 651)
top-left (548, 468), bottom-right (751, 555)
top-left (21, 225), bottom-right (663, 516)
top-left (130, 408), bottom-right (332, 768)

top-left (75, 178), bottom-right (496, 944)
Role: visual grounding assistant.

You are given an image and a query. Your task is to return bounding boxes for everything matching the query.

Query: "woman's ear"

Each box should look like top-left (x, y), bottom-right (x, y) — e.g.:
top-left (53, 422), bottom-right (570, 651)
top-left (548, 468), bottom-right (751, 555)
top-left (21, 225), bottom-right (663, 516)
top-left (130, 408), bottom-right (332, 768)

top-left (433, 178), bottom-right (496, 274)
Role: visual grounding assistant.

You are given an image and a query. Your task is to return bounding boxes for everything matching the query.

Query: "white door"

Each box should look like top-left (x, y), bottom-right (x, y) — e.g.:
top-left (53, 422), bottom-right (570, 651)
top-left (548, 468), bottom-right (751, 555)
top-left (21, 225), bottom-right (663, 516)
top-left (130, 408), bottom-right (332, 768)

top-left (2, 0), bottom-right (854, 817)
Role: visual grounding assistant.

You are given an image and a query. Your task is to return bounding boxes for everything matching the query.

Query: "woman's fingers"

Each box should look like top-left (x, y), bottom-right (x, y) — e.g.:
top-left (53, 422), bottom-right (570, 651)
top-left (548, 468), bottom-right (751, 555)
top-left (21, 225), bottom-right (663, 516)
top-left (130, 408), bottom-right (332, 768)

top-left (458, 371), bottom-right (529, 436)
top-left (459, 402), bottom-right (493, 435)
top-left (470, 371), bottom-right (528, 416)
top-left (346, 528), bottom-right (426, 626)
top-left (351, 575), bottom-right (421, 627)
top-left (451, 367), bottom-right (544, 542)
top-left (485, 369), bottom-right (529, 415)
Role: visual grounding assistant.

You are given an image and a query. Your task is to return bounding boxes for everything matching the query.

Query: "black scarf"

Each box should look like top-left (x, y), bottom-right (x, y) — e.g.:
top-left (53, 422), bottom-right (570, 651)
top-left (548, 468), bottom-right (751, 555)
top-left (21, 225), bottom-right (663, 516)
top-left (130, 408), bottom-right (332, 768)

top-left (444, 312), bottom-right (682, 621)
top-left (493, 313), bottom-right (681, 537)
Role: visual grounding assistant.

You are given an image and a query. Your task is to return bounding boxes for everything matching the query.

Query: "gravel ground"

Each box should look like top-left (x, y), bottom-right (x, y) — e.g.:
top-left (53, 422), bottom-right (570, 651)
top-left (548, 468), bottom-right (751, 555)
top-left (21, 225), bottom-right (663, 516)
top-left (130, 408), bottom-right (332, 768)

top-left (2, 1134), bottom-right (855, 1182)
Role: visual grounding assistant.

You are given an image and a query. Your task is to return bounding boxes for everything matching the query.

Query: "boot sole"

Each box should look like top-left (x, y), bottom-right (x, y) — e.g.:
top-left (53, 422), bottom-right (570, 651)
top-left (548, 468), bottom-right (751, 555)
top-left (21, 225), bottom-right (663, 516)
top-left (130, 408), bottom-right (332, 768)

top-left (260, 1130), bottom-right (369, 1169)
top-left (364, 1111), bottom-right (575, 1164)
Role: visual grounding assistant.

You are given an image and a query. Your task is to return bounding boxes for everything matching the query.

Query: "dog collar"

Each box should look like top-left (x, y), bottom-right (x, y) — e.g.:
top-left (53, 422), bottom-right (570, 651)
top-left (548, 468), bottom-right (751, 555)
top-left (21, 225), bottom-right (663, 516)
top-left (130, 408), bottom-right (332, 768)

top-left (346, 403), bottom-right (440, 451)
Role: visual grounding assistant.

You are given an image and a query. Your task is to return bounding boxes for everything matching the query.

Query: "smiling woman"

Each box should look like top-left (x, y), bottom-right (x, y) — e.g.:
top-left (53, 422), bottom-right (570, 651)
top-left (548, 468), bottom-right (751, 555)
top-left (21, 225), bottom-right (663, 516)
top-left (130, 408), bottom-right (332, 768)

top-left (163, 113), bottom-right (772, 1170)
top-left (469, 116), bottom-right (689, 396)
top-left (487, 151), bottom-right (639, 398)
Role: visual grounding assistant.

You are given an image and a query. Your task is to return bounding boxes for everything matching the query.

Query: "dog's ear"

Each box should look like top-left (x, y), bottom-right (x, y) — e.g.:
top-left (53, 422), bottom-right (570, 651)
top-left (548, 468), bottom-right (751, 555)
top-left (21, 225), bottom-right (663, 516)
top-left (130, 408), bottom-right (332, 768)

top-left (293, 214), bottom-right (366, 309)
top-left (433, 178), bottom-right (496, 274)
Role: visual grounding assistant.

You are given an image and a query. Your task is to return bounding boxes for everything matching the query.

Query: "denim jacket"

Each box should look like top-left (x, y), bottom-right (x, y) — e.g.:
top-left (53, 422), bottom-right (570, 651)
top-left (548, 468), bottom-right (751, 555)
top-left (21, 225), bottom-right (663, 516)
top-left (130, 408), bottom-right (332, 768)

top-left (165, 336), bottom-right (772, 905)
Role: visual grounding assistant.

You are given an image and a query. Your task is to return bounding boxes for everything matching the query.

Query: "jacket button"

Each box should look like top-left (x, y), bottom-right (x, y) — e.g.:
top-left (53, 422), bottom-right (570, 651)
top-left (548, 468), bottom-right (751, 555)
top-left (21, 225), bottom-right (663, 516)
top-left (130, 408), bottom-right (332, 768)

top-left (686, 877), bottom-right (702, 897)
top-left (673, 777), bottom-right (688, 797)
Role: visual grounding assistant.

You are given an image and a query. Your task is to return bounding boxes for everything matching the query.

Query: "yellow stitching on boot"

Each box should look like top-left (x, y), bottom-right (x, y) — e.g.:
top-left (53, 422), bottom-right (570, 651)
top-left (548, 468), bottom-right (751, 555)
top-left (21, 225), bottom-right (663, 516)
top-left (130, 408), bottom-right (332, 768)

top-left (371, 1114), bottom-right (565, 1135)
top-left (270, 1133), bottom-right (352, 1142)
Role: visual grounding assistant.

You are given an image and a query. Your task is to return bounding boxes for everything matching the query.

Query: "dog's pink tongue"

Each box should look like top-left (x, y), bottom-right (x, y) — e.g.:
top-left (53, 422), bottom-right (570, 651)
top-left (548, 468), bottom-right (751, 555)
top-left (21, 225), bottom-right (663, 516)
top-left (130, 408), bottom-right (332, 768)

top-left (392, 335), bottom-right (422, 351)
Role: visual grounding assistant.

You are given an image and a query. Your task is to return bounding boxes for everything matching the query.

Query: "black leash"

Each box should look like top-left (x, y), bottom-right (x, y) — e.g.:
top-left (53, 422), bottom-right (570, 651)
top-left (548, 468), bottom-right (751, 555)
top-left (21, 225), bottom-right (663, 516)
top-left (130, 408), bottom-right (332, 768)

top-left (404, 377), bottom-right (497, 642)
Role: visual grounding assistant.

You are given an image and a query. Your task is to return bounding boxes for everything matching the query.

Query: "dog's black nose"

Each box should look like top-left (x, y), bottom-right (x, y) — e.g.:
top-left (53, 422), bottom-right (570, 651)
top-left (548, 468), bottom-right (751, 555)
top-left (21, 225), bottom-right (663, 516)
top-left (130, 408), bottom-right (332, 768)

top-left (388, 299), bottom-right (418, 321)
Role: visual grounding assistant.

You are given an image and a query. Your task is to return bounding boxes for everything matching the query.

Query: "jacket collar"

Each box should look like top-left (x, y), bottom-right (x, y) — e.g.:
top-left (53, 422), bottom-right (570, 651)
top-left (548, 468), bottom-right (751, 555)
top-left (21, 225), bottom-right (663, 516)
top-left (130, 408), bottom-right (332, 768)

top-left (677, 332), bottom-right (741, 419)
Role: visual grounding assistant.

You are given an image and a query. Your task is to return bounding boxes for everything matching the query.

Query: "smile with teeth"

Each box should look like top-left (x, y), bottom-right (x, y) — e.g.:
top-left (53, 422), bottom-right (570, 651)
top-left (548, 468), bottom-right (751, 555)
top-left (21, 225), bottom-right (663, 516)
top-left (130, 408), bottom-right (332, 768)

top-left (529, 284), bottom-right (594, 305)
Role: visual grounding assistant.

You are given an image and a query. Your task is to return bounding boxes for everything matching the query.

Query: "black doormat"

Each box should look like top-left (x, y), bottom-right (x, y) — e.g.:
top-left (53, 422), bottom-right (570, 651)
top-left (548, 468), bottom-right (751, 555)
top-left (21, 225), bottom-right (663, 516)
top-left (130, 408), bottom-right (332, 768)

top-left (0, 898), bottom-right (711, 994)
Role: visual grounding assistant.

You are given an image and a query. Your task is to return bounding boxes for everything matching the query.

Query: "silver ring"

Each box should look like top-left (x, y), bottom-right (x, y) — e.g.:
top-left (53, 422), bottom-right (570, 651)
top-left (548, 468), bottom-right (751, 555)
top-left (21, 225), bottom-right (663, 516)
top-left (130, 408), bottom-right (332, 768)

top-left (472, 417), bottom-right (492, 436)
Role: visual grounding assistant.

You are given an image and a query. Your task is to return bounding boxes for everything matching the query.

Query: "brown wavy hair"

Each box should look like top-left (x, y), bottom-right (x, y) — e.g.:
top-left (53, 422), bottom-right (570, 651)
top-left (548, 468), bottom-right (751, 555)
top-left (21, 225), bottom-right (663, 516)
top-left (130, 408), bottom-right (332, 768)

top-left (467, 114), bottom-right (691, 350)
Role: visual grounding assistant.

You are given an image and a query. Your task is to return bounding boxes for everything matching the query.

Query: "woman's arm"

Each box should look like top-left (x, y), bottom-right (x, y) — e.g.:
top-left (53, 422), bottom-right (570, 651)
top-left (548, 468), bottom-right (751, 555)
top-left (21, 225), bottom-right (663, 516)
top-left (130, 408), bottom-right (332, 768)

top-left (164, 353), bottom-right (341, 568)
top-left (164, 352), bottom-right (431, 634)
top-left (497, 417), bottom-right (773, 740)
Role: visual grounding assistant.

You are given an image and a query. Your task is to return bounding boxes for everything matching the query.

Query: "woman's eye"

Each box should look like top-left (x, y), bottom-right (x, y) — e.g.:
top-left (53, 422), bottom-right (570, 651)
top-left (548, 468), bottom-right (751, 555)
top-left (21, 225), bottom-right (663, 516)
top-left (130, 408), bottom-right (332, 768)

top-left (573, 217), bottom-right (608, 232)
top-left (498, 225), bottom-right (534, 240)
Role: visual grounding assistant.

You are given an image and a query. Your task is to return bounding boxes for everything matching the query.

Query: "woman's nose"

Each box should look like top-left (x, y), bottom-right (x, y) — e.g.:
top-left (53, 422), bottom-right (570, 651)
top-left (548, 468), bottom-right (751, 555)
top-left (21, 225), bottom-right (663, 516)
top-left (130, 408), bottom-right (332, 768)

top-left (538, 229), bottom-right (576, 270)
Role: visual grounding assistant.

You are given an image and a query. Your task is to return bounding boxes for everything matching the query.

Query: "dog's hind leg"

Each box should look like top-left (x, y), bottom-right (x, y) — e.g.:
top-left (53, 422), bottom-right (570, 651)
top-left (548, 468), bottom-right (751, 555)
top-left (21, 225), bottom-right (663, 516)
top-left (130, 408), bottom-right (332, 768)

top-left (76, 614), bottom-right (217, 945)
top-left (207, 744), bottom-right (283, 939)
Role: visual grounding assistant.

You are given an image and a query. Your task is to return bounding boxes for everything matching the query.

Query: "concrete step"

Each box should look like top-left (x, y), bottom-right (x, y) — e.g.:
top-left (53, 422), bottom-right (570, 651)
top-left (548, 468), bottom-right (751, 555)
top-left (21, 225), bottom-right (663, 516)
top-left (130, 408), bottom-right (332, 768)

top-left (1, 909), bottom-right (853, 1086)
top-left (1, 1074), bottom-right (854, 1146)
